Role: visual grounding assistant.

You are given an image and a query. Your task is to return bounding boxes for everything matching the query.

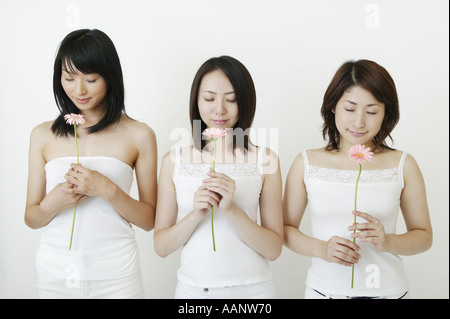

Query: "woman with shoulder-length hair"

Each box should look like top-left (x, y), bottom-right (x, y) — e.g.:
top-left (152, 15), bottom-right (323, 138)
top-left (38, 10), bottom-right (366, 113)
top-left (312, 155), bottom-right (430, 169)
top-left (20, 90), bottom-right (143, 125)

top-left (154, 56), bottom-right (283, 299)
top-left (283, 59), bottom-right (432, 299)
top-left (25, 29), bottom-right (157, 298)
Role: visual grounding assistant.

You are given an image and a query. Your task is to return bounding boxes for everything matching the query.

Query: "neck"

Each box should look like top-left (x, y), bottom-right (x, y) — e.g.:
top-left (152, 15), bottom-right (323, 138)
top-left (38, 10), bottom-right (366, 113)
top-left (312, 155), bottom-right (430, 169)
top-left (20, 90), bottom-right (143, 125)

top-left (78, 105), bottom-right (108, 134)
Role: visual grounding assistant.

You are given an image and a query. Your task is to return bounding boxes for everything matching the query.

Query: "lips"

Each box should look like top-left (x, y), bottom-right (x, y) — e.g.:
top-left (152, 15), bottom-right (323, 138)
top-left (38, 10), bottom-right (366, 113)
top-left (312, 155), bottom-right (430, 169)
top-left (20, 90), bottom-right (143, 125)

top-left (75, 98), bottom-right (91, 104)
top-left (349, 130), bottom-right (367, 137)
top-left (212, 120), bottom-right (227, 126)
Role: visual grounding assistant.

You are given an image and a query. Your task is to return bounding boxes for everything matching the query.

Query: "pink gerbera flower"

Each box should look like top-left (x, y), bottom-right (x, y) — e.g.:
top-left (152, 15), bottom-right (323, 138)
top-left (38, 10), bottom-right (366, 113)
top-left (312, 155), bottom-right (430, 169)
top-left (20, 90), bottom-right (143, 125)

top-left (202, 127), bottom-right (227, 139)
top-left (64, 113), bottom-right (85, 126)
top-left (348, 144), bottom-right (374, 165)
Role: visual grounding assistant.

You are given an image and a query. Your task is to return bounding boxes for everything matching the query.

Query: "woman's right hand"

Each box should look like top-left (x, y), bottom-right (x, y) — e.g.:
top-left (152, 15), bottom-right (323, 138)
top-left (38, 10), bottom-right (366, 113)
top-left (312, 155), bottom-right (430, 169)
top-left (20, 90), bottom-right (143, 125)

top-left (40, 182), bottom-right (87, 216)
top-left (319, 236), bottom-right (361, 267)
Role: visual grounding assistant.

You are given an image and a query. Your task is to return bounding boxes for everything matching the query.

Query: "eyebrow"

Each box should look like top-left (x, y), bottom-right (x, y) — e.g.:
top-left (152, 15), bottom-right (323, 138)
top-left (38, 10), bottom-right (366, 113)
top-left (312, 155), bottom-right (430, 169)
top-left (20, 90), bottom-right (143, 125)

top-left (201, 90), bottom-right (235, 95)
top-left (345, 100), bottom-right (380, 107)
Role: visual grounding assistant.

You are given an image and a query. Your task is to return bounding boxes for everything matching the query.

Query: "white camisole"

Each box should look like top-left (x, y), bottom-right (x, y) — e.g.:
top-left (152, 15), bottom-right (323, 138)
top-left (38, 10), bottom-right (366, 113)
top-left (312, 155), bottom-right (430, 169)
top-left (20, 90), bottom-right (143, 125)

top-left (303, 150), bottom-right (409, 297)
top-left (36, 157), bottom-right (140, 281)
top-left (173, 147), bottom-right (272, 288)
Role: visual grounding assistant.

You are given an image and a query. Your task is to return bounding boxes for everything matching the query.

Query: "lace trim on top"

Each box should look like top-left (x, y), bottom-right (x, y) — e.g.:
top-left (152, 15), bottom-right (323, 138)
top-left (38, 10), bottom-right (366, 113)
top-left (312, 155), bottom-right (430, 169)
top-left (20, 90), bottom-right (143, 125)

top-left (306, 165), bottom-right (401, 184)
top-left (176, 162), bottom-right (261, 178)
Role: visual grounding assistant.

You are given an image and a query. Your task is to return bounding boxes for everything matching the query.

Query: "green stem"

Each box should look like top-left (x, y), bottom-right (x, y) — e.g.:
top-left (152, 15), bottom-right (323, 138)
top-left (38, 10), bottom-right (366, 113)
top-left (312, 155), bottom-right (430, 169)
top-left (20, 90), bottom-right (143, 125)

top-left (211, 138), bottom-right (217, 252)
top-left (69, 206), bottom-right (77, 251)
top-left (351, 164), bottom-right (362, 288)
top-left (69, 123), bottom-right (79, 251)
top-left (74, 123), bottom-right (79, 164)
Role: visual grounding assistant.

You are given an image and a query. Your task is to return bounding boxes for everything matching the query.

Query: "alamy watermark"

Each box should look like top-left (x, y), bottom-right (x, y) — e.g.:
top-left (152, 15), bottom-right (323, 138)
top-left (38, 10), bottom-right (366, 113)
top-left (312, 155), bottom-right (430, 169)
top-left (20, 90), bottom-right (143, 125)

top-left (169, 121), bottom-right (279, 174)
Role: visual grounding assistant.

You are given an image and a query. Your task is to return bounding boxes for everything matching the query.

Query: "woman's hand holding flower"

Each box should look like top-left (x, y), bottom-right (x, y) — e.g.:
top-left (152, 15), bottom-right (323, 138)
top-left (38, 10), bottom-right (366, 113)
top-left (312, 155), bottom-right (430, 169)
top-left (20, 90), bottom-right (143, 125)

top-left (42, 182), bottom-right (87, 215)
top-left (349, 210), bottom-right (387, 252)
top-left (320, 236), bottom-right (361, 267)
top-left (64, 163), bottom-right (115, 200)
top-left (193, 185), bottom-right (221, 217)
top-left (202, 171), bottom-right (236, 214)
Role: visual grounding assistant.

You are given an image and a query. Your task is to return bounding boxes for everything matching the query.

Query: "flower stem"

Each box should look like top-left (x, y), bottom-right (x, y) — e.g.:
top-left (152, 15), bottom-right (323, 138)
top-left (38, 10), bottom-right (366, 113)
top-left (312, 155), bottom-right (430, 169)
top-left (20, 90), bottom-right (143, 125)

top-left (69, 123), bottom-right (79, 251)
top-left (69, 206), bottom-right (77, 251)
top-left (74, 123), bottom-right (79, 164)
top-left (351, 164), bottom-right (362, 288)
top-left (211, 138), bottom-right (217, 252)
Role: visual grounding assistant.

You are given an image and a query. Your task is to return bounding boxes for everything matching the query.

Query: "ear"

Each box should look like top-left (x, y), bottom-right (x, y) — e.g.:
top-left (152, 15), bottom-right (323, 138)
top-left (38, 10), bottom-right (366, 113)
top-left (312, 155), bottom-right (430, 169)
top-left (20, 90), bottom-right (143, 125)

top-left (331, 108), bottom-right (336, 114)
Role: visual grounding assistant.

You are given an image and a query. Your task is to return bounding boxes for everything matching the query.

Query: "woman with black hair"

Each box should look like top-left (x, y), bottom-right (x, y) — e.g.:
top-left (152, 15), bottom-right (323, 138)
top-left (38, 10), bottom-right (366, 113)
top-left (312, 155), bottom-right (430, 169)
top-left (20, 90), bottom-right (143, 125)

top-left (154, 56), bottom-right (283, 298)
top-left (25, 29), bottom-right (157, 298)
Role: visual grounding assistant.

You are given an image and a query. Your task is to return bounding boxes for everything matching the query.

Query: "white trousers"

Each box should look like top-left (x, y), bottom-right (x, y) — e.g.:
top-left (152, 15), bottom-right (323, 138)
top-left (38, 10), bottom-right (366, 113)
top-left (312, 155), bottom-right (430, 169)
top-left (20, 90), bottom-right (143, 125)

top-left (37, 270), bottom-right (145, 299)
top-left (304, 285), bottom-right (409, 299)
top-left (175, 280), bottom-right (276, 299)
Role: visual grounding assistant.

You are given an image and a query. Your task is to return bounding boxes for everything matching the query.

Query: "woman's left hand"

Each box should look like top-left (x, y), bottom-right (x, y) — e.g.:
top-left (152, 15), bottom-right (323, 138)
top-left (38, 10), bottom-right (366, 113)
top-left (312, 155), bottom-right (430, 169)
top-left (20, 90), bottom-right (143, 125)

top-left (64, 163), bottom-right (114, 199)
top-left (202, 171), bottom-right (236, 213)
top-left (348, 210), bottom-right (387, 252)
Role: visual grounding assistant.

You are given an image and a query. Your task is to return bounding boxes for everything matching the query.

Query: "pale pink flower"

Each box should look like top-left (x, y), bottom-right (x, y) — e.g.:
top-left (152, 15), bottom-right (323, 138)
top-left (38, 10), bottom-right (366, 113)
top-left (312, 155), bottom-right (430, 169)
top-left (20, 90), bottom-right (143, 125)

top-left (348, 144), bottom-right (374, 165)
top-left (64, 113), bottom-right (85, 126)
top-left (202, 127), bottom-right (227, 139)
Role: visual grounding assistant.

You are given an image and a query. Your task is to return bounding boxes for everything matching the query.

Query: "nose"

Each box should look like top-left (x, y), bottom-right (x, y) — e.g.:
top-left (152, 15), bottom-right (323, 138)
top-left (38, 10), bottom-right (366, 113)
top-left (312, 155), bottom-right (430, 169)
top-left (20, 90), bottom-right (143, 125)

top-left (352, 109), bottom-right (366, 129)
top-left (215, 98), bottom-right (226, 115)
top-left (76, 79), bottom-right (87, 96)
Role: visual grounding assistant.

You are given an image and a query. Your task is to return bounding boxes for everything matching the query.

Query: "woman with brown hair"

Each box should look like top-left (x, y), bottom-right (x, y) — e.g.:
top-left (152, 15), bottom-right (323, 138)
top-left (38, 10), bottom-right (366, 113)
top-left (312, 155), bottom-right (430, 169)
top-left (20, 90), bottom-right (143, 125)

top-left (283, 59), bottom-right (432, 298)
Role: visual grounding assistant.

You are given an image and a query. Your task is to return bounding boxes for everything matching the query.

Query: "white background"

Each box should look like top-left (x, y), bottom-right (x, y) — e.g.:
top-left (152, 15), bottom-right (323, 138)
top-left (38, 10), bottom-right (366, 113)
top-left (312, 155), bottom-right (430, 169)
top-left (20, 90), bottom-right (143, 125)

top-left (0, 0), bottom-right (448, 298)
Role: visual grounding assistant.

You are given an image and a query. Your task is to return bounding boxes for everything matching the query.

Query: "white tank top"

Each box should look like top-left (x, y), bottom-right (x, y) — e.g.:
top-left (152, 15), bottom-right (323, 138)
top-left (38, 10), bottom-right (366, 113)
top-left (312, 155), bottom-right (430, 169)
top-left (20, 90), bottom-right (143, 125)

top-left (303, 150), bottom-right (409, 296)
top-left (173, 147), bottom-right (272, 288)
top-left (36, 157), bottom-right (140, 280)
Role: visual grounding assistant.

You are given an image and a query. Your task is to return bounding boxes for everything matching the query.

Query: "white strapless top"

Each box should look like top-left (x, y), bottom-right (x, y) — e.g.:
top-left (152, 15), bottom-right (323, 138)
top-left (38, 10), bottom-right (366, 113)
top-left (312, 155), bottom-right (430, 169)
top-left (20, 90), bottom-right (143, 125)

top-left (36, 157), bottom-right (140, 280)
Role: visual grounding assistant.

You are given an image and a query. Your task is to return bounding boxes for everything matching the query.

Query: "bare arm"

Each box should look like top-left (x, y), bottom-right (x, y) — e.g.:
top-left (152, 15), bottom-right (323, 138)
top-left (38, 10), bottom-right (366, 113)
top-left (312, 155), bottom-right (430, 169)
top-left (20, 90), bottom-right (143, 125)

top-left (153, 151), bottom-right (208, 257)
top-left (24, 123), bottom-right (86, 229)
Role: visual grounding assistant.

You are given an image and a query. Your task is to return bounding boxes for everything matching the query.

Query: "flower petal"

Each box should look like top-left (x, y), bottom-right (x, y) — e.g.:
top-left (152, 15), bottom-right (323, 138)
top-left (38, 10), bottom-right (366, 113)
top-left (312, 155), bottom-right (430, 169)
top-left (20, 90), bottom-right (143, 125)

top-left (64, 113), bottom-right (85, 125)
top-left (348, 144), bottom-right (374, 164)
top-left (202, 128), bottom-right (227, 138)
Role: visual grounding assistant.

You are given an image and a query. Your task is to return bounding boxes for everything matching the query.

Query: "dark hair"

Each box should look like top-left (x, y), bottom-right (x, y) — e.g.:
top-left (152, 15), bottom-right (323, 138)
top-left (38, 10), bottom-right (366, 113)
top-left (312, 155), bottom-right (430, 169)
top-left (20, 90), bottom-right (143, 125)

top-left (51, 29), bottom-right (126, 136)
top-left (321, 59), bottom-right (400, 151)
top-left (189, 56), bottom-right (256, 151)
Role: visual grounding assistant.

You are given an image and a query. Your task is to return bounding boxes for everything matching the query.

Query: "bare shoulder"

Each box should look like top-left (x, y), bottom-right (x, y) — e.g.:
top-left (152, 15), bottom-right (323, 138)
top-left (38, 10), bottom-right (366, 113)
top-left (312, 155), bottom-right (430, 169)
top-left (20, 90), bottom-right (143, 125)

top-left (160, 149), bottom-right (177, 179)
top-left (28, 121), bottom-right (55, 164)
top-left (29, 121), bottom-right (55, 148)
top-left (30, 121), bottom-right (53, 138)
top-left (304, 147), bottom-right (332, 164)
top-left (162, 148), bottom-right (177, 165)
top-left (122, 116), bottom-right (156, 142)
top-left (259, 146), bottom-right (279, 162)
top-left (293, 147), bottom-right (326, 167)
top-left (402, 152), bottom-right (422, 176)
top-left (258, 146), bottom-right (280, 176)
